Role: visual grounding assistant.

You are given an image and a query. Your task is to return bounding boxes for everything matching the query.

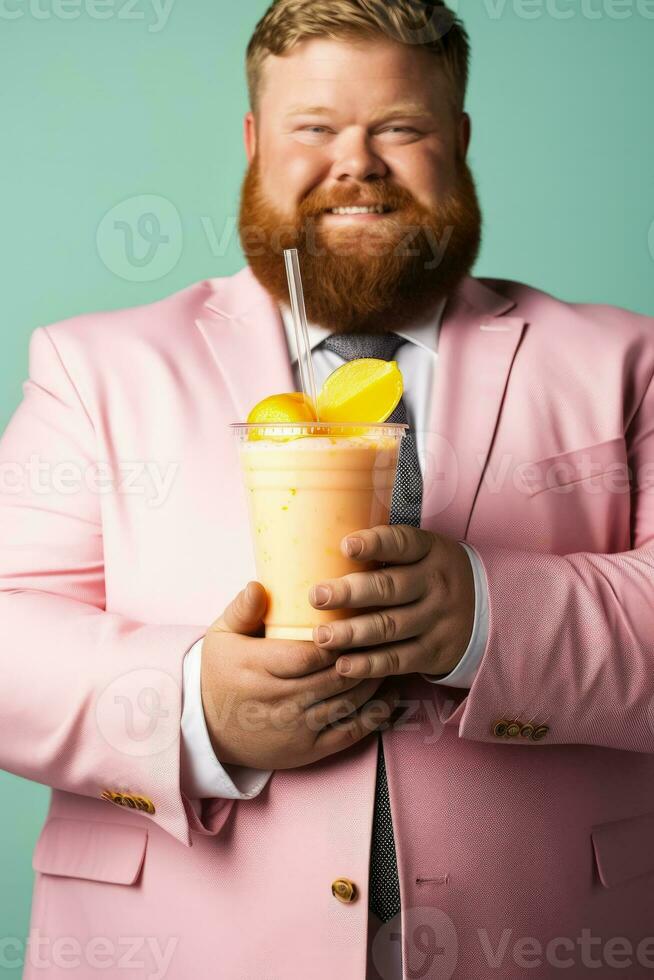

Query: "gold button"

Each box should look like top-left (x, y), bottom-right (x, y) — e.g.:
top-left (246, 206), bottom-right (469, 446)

top-left (531, 725), bottom-right (549, 741)
top-left (331, 878), bottom-right (358, 904)
top-left (519, 724), bottom-right (535, 739)
top-left (133, 795), bottom-right (156, 814)
top-left (100, 790), bottom-right (122, 805)
top-left (492, 719), bottom-right (508, 737)
top-left (506, 722), bottom-right (521, 738)
top-left (100, 790), bottom-right (155, 815)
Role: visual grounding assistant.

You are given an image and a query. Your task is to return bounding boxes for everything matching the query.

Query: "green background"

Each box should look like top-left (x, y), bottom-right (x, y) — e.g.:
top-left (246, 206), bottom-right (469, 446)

top-left (1, 0), bottom-right (653, 964)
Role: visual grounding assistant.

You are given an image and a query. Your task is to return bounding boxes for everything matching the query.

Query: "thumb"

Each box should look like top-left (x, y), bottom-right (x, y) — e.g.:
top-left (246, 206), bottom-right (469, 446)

top-left (210, 581), bottom-right (268, 637)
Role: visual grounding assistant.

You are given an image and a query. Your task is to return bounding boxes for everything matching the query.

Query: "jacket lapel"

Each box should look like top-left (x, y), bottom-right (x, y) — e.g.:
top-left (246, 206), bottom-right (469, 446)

top-left (195, 266), bottom-right (294, 422)
top-left (421, 277), bottom-right (527, 542)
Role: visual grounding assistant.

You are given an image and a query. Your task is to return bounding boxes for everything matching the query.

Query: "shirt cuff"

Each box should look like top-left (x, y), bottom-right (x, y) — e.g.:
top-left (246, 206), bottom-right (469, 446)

top-left (420, 541), bottom-right (489, 690)
top-left (180, 637), bottom-right (273, 800)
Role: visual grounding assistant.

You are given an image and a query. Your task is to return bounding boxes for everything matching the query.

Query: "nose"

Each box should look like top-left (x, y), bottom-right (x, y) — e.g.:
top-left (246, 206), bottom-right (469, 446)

top-left (329, 127), bottom-right (389, 183)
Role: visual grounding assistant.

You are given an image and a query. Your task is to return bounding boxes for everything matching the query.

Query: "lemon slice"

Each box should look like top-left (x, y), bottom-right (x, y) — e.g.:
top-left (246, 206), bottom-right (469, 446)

top-left (317, 358), bottom-right (403, 424)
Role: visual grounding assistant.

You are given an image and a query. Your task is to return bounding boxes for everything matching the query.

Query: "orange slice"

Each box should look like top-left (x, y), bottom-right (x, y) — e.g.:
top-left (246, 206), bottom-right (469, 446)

top-left (317, 358), bottom-right (403, 423)
top-left (247, 392), bottom-right (317, 425)
top-left (247, 392), bottom-right (317, 440)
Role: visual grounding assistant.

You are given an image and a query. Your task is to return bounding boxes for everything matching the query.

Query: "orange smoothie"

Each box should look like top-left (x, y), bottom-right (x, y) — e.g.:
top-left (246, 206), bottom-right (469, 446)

top-left (234, 424), bottom-right (405, 640)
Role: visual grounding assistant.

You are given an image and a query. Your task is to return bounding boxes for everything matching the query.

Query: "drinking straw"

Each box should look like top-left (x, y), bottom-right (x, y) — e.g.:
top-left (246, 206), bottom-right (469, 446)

top-left (283, 248), bottom-right (320, 420)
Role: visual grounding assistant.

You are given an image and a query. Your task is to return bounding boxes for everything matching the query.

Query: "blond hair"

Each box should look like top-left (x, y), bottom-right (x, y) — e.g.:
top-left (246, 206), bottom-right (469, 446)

top-left (246, 0), bottom-right (470, 117)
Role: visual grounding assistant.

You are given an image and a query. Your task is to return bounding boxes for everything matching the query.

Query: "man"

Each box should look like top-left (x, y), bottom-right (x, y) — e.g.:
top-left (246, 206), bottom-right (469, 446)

top-left (2, 1), bottom-right (654, 978)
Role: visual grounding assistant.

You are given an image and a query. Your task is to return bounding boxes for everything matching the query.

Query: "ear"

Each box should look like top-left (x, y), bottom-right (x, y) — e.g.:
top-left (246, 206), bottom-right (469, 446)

top-left (458, 112), bottom-right (471, 159)
top-left (244, 111), bottom-right (257, 164)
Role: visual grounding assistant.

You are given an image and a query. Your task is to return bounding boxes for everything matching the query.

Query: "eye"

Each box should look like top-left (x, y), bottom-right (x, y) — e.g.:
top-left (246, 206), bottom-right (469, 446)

top-left (298, 125), bottom-right (417, 134)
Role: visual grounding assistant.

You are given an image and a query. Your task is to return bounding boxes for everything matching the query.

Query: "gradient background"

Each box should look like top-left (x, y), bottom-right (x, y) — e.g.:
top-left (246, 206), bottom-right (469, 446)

top-left (1, 0), bottom-right (653, 965)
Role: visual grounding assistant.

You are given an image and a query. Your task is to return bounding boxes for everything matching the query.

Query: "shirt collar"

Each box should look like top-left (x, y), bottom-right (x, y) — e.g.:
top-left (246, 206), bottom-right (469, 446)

top-left (279, 296), bottom-right (447, 365)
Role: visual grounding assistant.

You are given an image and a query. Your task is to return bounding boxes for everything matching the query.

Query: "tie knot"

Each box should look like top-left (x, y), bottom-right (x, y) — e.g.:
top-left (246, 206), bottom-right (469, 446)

top-left (318, 332), bottom-right (408, 363)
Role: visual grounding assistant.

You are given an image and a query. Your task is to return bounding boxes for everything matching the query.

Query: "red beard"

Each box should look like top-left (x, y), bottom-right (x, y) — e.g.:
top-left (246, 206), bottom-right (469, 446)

top-left (238, 151), bottom-right (482, 335)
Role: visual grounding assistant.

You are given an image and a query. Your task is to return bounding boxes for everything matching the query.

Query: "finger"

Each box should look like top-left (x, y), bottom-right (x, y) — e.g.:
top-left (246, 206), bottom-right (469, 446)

top-left (333, 638), bottom-right (428, 679)
top-left (309, 563), bottom-right (424, 612)
top-left (210, 582), bottom-right (268, 636)
top-left (313, 598), bottom-right (429, 651)
top-left (264, 640), bottom-right (341, 680)
top-left (341, 524), bottom-right (433, 565)
top-left (311, 687), bottom-right (401, 761)
top-left (305, 677), bottom-right (383, 730)
top-left (295, 664), bottom-right (373, 708)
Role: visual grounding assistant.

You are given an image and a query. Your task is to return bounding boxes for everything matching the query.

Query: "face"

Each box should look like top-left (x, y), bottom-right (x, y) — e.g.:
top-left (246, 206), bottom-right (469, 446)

top-left (239, 36), bottom-right (482, 334)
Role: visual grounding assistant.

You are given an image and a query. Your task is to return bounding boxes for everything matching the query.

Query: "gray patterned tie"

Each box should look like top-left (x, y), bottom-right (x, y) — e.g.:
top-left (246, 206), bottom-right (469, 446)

top-left (317, 332), bottom-right (423, 924)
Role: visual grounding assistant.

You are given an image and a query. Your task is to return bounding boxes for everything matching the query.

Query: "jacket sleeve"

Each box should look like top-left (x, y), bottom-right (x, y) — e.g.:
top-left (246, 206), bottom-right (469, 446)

top-left (0, 325), bottom-right (234, 847)
top-left (444, 369), bottom-right (654, 753)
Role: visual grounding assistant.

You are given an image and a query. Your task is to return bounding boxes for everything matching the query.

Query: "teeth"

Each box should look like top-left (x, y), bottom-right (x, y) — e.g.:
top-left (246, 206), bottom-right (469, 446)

top-left (329, 206), bottom-right (386, 215)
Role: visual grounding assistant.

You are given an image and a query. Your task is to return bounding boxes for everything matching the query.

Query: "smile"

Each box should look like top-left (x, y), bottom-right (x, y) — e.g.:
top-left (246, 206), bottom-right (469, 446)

top-left (326, 205), bottom-right (392, 215)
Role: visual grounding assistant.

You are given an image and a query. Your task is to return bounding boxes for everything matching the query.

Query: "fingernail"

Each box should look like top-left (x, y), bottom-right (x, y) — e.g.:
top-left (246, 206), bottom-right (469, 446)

top-left (338, 657), bottom-right (352, 673)
top-left (316, 626), bottom-right (332, 645)
top-left (346, 537), bottom-right (363, 557)
top-left (313, 586), bottom-right (331, 606)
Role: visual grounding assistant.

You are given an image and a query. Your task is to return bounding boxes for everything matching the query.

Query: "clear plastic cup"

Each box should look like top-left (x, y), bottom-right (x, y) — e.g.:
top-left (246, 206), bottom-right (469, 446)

top-left (231, 421), bottom-right (407, 640)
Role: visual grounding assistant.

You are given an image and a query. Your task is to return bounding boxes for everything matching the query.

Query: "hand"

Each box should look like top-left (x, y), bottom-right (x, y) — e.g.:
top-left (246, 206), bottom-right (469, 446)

top-left (199, 582), bottom-right (400, 770)
top-left (308, 525), bottom-right (475, 680)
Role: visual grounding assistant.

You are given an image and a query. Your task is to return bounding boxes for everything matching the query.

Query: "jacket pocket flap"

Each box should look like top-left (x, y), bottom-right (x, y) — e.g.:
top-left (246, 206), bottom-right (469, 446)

top-left (32, 818), bottom-right (148, 885)
top-left (519, 437), bottom-right (627, 497)
top-left (591, 811), bottom-right (654, 889)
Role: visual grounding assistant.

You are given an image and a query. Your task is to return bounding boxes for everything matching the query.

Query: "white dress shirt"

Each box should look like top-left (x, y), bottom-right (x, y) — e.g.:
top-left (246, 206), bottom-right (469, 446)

top-left (180, 297), bottom-right (490, 801)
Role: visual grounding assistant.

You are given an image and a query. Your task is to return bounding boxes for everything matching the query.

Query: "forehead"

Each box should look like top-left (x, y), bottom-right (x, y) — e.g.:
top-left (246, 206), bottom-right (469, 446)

top-left (259, 36), bottom-right (448, 116)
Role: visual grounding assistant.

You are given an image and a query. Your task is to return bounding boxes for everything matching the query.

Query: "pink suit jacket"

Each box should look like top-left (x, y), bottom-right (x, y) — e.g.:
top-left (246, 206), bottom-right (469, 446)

top-left (2, 265), bottom-right (654, 979)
